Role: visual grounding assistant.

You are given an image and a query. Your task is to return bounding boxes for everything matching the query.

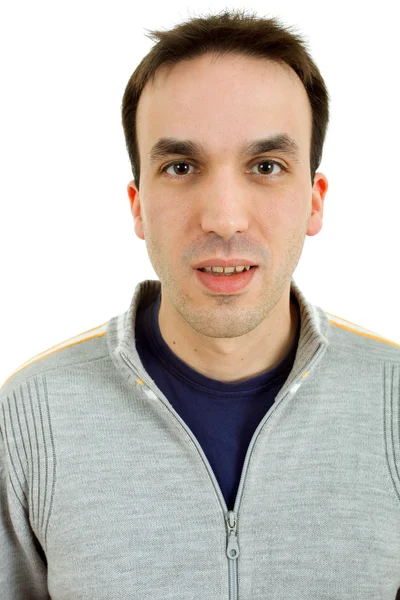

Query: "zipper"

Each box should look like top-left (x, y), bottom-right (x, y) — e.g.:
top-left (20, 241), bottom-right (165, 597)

top-left (226, 510), bottom-right (240, 600)
top-left (119, 342), bottom-right (325, 598)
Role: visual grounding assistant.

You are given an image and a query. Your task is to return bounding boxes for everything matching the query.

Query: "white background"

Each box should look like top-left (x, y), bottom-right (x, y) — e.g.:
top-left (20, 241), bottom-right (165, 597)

top-left (1, 1), bottom-right (399, 385)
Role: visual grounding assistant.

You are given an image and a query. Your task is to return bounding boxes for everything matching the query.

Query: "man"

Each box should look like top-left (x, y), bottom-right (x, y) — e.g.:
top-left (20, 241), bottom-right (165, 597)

top-left (2, 9), bottom-right (400, 600)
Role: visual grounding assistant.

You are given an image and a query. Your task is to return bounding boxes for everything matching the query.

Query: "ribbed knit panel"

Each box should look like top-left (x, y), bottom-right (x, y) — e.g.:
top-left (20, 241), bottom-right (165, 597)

top-left (1, 374), bottom-right (55, 550)
top-left (384, 362), bottom-right (400, 504)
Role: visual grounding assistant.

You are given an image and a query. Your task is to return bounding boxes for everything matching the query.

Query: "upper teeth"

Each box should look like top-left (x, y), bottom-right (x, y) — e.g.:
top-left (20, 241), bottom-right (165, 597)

top-left (202, 265), bottom-right (252, 273)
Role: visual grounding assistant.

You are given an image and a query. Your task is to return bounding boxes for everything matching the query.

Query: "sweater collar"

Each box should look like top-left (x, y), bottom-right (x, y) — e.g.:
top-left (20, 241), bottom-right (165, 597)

top-left (107, 277), bottom-right (330, 389)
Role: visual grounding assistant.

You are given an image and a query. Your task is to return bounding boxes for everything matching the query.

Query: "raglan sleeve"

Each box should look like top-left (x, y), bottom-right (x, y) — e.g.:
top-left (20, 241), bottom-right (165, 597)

top-left (0, 390), bottom-right (50, 600)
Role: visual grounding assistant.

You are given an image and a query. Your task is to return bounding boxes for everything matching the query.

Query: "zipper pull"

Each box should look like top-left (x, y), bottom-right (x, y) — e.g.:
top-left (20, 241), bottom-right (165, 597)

top-left (226, 511), bottom-right (240, 559)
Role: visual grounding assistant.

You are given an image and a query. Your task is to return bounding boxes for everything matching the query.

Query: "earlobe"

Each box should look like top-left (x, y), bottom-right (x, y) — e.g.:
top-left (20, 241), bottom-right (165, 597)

top-left (134, 217), bottom-right (145, 241)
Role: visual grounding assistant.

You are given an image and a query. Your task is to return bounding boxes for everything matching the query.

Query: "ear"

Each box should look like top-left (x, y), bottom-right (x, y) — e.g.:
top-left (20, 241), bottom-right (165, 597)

top-left (127, 181), bottom-right (145, 240)
top-left (306, 172), bottom-right (329, 237)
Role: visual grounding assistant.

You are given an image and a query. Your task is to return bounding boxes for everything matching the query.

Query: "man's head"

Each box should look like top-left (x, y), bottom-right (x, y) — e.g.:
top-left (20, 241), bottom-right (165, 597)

top-left (122, 9), bottom-right (329, 343)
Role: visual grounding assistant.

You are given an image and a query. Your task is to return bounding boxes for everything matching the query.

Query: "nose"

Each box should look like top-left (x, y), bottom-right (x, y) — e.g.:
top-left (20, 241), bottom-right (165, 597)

top-left (199, 170), bottom-right (250, 240)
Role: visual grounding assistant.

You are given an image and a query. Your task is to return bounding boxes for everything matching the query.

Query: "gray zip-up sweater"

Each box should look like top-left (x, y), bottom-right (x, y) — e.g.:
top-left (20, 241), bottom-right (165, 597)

top-left (2, 277), bottom-right (400, 599)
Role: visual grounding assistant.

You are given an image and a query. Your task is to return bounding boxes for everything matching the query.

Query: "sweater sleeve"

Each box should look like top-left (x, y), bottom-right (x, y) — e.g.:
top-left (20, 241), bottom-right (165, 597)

top-left (0, 399), bottom-right (50, 599)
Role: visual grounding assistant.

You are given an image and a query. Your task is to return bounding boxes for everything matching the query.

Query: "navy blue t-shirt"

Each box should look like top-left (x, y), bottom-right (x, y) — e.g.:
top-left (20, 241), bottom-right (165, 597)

top-left (135, 292), bottom-right (300, 511)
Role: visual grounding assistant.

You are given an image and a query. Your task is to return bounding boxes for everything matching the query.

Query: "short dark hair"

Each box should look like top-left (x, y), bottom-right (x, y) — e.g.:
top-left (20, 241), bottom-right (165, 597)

top-left (122, 8), bottom-right (330, 189)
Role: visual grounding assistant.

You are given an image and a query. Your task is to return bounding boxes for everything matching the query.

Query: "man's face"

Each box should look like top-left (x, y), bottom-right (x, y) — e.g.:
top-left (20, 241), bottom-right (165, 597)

top-left (129, 52), bottom-right (327, 340)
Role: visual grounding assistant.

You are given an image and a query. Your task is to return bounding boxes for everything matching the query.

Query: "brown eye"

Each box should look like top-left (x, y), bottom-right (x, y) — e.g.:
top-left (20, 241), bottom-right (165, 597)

top-left (252, 160), bottom-right (283, 176)
top-left (162, 161), bottom-right (194, 177)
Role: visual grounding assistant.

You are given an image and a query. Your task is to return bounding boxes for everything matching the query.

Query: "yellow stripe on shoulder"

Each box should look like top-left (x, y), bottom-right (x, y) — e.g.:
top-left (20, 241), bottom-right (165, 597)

top-left (326, 311), bottom-right (400, 348)
top-left (1, 321), bottom-right (109, 390)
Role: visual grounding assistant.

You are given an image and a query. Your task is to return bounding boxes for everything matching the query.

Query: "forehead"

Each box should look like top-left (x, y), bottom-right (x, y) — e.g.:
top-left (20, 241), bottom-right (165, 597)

top-left (136, 53), bottom-right (312, 160)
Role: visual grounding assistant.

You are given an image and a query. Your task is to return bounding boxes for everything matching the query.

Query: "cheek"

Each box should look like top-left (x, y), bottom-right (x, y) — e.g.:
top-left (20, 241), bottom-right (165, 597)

top-left (257, 188), bottom-right (299, 226)
top-left (144, 202), bottom-right (181, 252)
top-left (146, 190), bottom-right (185, 223)
top-left (277, 187), bottom-right (307, 221)
top-left (256, 189), bottom-right (308, 253)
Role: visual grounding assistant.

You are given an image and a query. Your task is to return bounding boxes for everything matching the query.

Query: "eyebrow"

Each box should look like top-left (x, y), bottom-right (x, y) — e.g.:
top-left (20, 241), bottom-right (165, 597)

top-left (148, 133), bottom-right (301, 166)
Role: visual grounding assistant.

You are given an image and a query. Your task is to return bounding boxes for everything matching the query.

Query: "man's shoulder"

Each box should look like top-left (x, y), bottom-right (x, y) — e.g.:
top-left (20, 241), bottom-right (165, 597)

top-left (324, 309), bottom-right (400, 363)
top-left (0, 319), bottom-right (110, 400)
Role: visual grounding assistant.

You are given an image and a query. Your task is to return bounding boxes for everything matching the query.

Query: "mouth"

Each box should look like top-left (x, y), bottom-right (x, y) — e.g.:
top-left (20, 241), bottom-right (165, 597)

top-left (194, 265), bottom-right (258, 293)
top-left (196, 266), bottom-right (257, 276)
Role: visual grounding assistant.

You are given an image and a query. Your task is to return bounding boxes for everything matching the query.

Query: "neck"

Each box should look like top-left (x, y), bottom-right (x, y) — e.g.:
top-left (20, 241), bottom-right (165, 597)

top-left (157, 290), bottom-right (300, 383)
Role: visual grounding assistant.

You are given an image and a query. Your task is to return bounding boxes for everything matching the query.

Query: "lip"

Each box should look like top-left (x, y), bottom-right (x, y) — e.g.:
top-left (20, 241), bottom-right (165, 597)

top-left (194, 265), bottom-right (258, 294)
top-left (192, 258), bottom-right (257, 269)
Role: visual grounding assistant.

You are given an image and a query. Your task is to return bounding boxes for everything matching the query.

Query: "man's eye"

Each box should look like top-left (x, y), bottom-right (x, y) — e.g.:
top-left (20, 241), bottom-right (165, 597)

top-left (160, 159), bottom-right (286, 179)
top-left (250, 160), bottom-right (285, 177)
top-left (161, 161), bottom-right (195, 178)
